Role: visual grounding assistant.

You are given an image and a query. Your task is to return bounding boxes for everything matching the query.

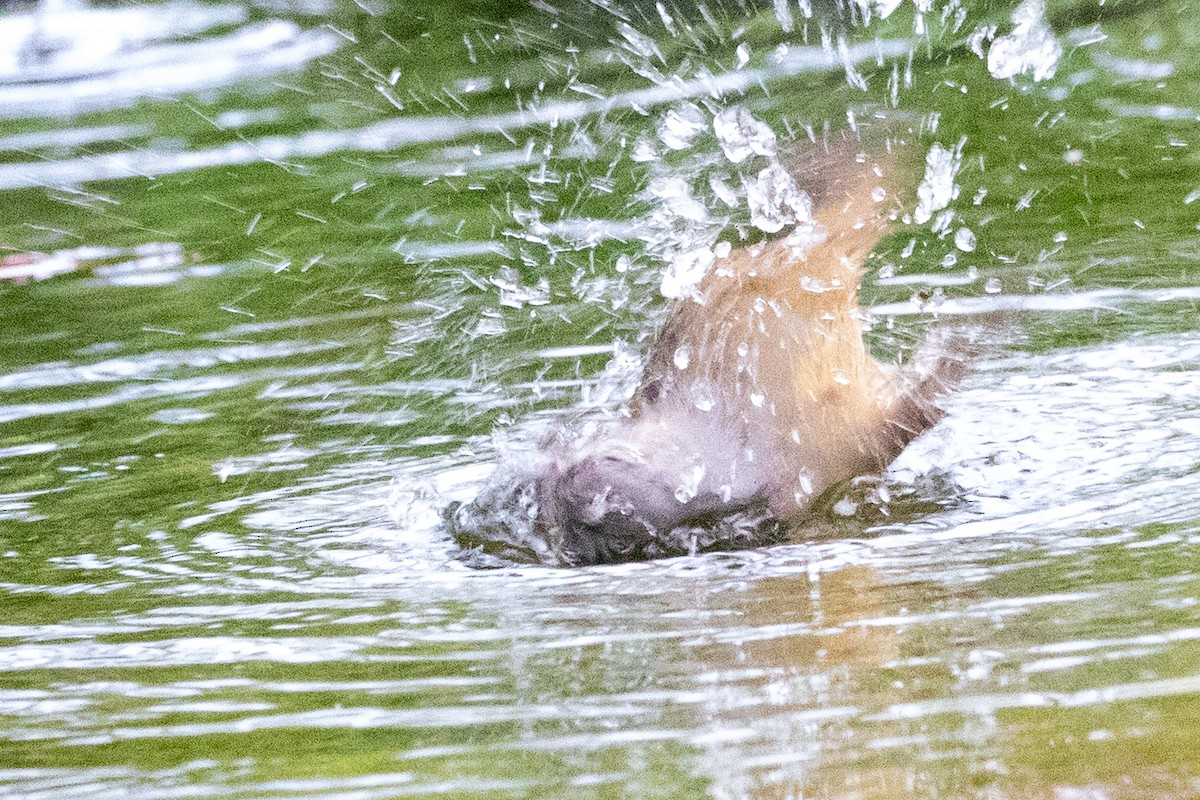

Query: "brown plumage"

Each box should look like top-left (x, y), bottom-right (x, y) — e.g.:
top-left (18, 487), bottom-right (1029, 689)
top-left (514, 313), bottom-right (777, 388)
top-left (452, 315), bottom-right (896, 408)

top-left (531, 139), bottom-right (965, 565)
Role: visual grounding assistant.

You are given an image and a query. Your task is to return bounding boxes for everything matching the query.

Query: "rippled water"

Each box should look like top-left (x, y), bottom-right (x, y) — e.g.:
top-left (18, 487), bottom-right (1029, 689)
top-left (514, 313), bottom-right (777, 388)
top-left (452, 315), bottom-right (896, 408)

top-left (2, 0), bottom-right (1200, 797)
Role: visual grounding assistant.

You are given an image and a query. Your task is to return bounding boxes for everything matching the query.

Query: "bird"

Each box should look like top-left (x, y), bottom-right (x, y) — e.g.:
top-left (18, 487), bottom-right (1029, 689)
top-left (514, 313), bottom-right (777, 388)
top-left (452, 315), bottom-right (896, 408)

top-left (449, 133), bottom-right (968, 566)
top-left (446, 133), bottom-right (969, 568)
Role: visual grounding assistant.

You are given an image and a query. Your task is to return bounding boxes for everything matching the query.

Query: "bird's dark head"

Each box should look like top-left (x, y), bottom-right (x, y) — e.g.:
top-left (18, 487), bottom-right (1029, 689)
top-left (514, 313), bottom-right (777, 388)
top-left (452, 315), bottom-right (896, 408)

top-left (535, 448), bottom-right (674, 565)
top-left (534, 427), bottom-right (787, 566)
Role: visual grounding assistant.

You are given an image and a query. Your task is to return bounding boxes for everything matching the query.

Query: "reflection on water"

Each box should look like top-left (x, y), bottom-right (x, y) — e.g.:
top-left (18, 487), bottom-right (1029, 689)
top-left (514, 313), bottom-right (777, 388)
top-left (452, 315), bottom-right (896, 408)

top-left (0, 0), bottom-right (337, 119)
top-left (1, 0), bottom-right (1200, 797)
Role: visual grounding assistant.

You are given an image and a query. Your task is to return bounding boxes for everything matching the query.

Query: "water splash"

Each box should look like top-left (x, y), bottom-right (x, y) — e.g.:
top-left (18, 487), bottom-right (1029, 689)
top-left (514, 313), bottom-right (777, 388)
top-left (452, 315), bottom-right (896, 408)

top-left (985, 0), bottom-right (1062, 82)
top-left (745, 162), bottom-right (812, 234)
top-left (914, 140), bottom-right (963, 225)
top-left (713, 107), bottom-right (778, 164)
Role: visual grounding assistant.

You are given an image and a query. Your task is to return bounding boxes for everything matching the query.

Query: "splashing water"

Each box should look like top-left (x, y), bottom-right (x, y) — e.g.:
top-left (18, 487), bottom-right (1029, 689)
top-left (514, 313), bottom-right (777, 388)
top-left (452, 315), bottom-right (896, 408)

top-left (746, 162), bottom-right (813, 234)
top-left (914, 140), bottom-right (963, 225)
top-left (713, 106), bottom-right (778, 164)
top-left (985, 0), bottom-right (1063, 82)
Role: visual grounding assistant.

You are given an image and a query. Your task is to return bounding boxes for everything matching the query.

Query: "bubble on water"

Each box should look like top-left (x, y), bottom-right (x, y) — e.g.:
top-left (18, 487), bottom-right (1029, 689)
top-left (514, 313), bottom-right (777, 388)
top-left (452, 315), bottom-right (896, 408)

top-left (712, 107), bottom-right (777, 164)
top-left (675, 463), bottom-right (705, 503)
top-left (954, 227), bottom-right (977, 252)
top-left (746, 162), bottom-right (812, 233)
top-left (914, 140), bottom-right (963, 225)
top-left (658, 103), bottom-right (708, 151)
top-left (660, 246), bottom-right (715, 298)
top-left (673, 344), bottom-right (690, 370)
top-left (984, 276), bottom-right (1002, 294)
top-left (987, 0), bottom-right (1062, 82)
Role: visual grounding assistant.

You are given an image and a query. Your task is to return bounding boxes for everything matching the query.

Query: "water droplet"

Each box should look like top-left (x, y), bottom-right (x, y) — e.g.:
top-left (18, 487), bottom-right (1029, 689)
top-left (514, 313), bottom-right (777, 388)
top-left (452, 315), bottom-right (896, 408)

top-left (712, 106), bottom-right (777, 163)
top-left (673, 344), bottom-right (691, 370)
top-left (986, 0), bottom-right (1063, 83)
top-left (709, 175), bottom-right (739, 208)
top-left (954, 227), bottom-right (977, 252)
top-left (745, 162), bottom-right (811, 233)
top-left (800, 275), bottom-right (828, 293)
top-left (915, 141), bottom-right (963, 225)
top-left (658, 103), bottom-right (708, 151)
top-left (797, 470), bottom-right (814, 496)
top-left (691, 381), bottom-right (715, 412)
top-left (675, 463), bottom-right (706, 503)
top-left (735, 43), bottom-right (750, 69)
top-left (631, 135), bottom-right (658, 163)
top-left (660, 246), bottom-right (715, 299)
top-left (833, 496), bottom-right (858, 516)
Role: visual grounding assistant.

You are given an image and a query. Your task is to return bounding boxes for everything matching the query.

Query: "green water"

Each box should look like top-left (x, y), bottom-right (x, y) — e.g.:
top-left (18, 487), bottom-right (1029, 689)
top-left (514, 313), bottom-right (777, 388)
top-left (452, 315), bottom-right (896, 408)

top-left (1, 0), bottom-right (1200, 797)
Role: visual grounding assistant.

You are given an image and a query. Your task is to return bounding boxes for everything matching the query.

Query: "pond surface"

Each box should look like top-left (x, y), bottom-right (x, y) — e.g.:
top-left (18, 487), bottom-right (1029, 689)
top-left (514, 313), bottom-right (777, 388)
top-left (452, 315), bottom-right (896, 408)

top-left (2, 0), bottom-right (1200, 797)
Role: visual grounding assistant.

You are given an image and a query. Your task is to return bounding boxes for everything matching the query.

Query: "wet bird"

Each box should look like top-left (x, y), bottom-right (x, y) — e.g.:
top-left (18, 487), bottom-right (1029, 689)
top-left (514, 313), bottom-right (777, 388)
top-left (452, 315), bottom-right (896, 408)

top-left (452, 135), bottom-right (967, 566)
